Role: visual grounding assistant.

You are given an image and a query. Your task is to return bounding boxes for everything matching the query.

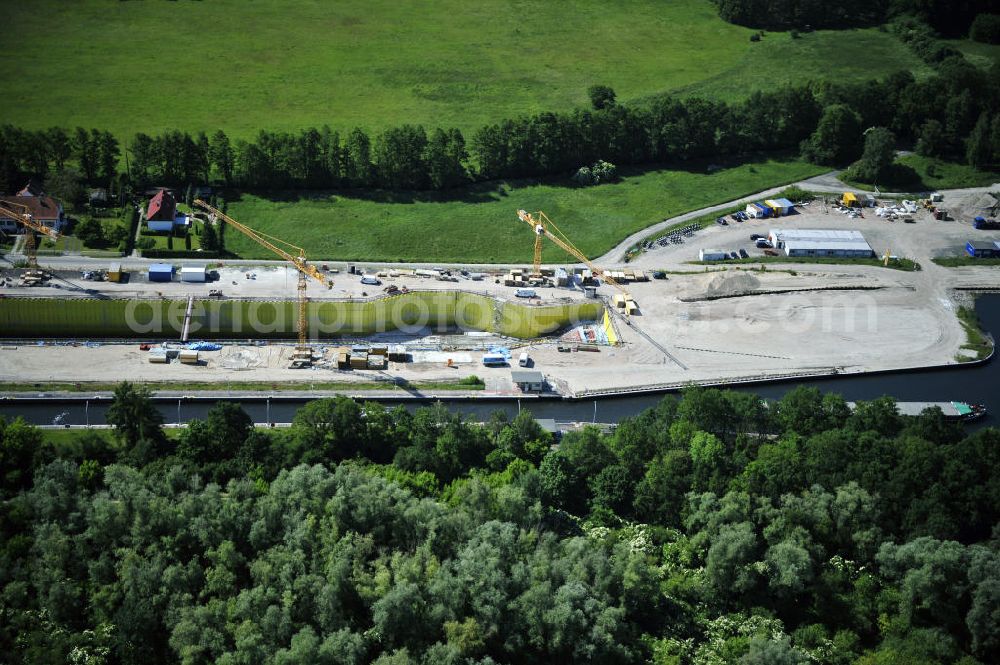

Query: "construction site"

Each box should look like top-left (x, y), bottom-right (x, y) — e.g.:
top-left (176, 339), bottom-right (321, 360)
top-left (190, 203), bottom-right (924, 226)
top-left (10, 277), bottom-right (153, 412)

top-left (2, 186), bottom-right (999, 397)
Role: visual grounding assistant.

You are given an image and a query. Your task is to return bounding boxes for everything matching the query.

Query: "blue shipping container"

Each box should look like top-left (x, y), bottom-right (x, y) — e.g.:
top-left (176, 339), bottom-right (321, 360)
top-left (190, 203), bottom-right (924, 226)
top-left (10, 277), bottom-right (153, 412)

top-left (148, 263), bottom-right (173, 282)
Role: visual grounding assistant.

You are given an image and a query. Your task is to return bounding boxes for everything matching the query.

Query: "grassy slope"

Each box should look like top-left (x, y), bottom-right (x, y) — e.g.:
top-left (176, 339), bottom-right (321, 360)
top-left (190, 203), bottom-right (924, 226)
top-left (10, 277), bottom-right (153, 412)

top-left (894, 155), bottom-right (1000, 190)
top-left (674, 28), bottom-right (933, 100)
top-left (223, 159), bottom-right (824, 263)
top-left (947, 38), bottom-right (1000, 69)
top-left (0, 1), bottom-right (930, 139)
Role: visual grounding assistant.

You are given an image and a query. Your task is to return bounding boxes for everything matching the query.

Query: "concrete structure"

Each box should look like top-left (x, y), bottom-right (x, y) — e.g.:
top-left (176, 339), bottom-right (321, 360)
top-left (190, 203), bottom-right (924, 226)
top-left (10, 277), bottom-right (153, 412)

top-left (180, 265), bottom-right (207, 282)
top-left (699, 249), bottom-right (729, 261)
top-left (511, 370), bottom-right (545, 392)
top-left (148, 263), bottom-right (173, 282)
top-left (768, 229), bottom-right (874, 258)
top-left (965, 240), bottom-right (1000, 258)
top-left (0, 194), bottom-right (67, 233)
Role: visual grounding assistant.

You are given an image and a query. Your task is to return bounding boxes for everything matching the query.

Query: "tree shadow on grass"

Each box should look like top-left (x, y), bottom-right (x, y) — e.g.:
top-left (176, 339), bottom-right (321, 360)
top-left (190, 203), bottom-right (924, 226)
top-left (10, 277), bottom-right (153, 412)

top-left (225, 151), bottom-right (809, 207)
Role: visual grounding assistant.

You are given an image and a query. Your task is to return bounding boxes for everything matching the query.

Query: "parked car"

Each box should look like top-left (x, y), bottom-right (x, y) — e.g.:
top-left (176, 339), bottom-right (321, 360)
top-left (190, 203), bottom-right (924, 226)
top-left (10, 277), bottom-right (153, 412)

top-left (715, 217), bottom-right (728, 226)
top-left (739, 248), bottom-right (749, 258)
top-left (763, 248), bottom-right (779, 256)
top-left (750, 233), bottom-right (764, 240)
top-left (652, 271), bottom-right (667, 279)
top-left (360, 276), bottom-right (381, 286)
top-left (755, 239), bottom-right (772, 248)
top-left (738, 211), bottom-right (749, 221)
top-left (729, 251), bottom-right (739, 259)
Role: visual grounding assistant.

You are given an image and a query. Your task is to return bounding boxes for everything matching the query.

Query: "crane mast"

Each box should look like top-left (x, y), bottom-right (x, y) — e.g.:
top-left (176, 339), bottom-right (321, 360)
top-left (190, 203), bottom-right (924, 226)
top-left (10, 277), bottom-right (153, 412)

top-left (516, 209), bottom-right (628, 295)
top-left (0, 202), bottom-right (60, 271)
top-left (193, 199), bottom-right (332, 364)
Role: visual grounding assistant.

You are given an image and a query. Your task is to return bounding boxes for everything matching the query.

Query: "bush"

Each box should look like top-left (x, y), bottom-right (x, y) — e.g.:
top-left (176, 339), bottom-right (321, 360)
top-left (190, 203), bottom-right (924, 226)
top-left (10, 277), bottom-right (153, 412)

top-left (778, 185), bottom-right (812, 202)
top-left (572, 160), bottom-right (618, 186)
top-left (141, 249), bottom-right (218, 259)
top-left (969, 14), bottom-right (1000, 44)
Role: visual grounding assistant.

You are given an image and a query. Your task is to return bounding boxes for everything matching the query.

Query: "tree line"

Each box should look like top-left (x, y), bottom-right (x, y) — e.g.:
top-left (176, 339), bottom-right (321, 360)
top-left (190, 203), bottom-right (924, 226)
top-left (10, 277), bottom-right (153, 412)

top-left (712, 0), bottom-right (992, 37)
top-left (1, 383), bottom-right (998, 664)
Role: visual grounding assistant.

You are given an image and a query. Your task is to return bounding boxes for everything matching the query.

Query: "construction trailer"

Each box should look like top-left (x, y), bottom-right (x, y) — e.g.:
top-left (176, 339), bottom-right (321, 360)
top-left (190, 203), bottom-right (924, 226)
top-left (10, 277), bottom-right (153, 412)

top-left (965, 240), bottom-right (1000, 258)
top-left (180, 265), bottom-right (206, 282)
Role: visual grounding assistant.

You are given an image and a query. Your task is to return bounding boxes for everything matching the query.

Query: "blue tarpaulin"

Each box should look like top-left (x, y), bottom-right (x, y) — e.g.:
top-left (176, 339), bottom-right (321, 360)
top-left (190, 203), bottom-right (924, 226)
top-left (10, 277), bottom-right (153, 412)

top-left (186, 342), bottom-right (222, 351)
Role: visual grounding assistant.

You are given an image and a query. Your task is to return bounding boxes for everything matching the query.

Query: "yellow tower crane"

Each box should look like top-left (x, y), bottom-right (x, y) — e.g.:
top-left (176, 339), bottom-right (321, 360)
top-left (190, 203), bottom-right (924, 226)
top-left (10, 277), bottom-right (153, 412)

top-left (0, 201), bottom-right (61, 272)
top-left (516, 209), bottom-right (629, 296)
top-left (193, 200), bottom-right (332, 366)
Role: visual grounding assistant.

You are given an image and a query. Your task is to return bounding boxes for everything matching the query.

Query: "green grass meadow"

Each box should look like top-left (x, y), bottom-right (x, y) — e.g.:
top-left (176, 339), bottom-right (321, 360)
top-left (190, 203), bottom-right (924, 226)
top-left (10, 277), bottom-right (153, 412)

top-left (224, 159), bottom-right (824, 262)
top-left (0, 0), bottom-right (931, 139)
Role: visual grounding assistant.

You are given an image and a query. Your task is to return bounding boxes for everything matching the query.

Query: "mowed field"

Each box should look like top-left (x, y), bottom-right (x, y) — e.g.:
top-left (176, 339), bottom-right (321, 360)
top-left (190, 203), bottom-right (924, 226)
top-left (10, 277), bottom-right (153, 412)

top-left (223, 159), bottom-right (824, 263)
top-left (0, 0), bottom-right (932, 139)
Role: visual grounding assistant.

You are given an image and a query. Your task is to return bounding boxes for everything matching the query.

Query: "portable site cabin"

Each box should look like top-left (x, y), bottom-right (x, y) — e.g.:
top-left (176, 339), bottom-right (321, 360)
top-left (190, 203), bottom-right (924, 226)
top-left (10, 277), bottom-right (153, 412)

top-left (613, 294), bottom-right (628, 308)
top-left (763, 200), bottom-right (784, 217)
top-left (107, 263), bottom-right (124, 283)
top-left (842, 192), bottom-right (860, 208)
top-left (148, 263), bottom-right (173, 282)
top-left (554, 268), bottom-right (569, 286)
top-left (511, 370), bottom-right (545, 393)
top-left (766, 198), bottom-right (795, 216)
top-left (864, 194), bottom-right (877, 207)
top-left (745, 202), bottom-right (769, 218)
top-left (965, 241), bottom-right (1000, 258)
top-left (180, 265), bottom-right (206, 282)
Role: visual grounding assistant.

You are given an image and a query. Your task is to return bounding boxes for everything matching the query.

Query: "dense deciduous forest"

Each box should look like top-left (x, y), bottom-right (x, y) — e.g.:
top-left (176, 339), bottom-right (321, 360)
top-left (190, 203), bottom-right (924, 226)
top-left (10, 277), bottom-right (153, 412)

top-left (2, 384), bottom-right (998, 664)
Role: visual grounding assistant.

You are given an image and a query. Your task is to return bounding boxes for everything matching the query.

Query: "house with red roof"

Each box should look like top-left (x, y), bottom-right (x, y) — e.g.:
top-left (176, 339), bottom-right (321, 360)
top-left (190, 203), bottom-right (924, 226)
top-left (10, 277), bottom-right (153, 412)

top-left (145, 189), bottom-right (189, 232)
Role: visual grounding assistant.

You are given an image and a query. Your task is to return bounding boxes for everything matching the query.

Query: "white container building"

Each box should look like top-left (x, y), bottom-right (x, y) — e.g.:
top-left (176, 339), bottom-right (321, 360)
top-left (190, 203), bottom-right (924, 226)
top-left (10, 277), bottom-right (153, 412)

top-left (767, 229), bottom-right (874, 258)
top-left (180, 265), bottom-right (207, 282)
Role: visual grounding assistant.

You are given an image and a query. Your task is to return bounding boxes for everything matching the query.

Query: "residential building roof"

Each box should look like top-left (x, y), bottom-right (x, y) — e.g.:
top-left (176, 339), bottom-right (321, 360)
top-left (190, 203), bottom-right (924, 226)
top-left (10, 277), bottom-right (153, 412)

top-left (0, 195), bottom-right (63, 221)
top-left (146, 189), bottom-right (176, 221)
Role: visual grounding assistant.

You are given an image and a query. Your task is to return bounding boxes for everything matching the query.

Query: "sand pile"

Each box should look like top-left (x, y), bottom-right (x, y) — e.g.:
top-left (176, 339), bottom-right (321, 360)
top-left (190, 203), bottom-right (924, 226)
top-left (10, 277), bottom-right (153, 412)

top-left (682, 271), bottom-right (761, 300)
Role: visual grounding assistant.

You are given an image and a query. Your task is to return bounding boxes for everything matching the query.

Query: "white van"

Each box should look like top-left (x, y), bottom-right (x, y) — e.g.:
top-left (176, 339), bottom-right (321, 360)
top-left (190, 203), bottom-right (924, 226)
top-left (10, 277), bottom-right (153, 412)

top-left (518, 352), bottom-right (530, 367)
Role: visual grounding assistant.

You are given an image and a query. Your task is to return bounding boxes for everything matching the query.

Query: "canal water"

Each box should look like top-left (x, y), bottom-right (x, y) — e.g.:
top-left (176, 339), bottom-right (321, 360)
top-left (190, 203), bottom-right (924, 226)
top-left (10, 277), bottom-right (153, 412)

top-left (3, 295), bottom-right (998, 429)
